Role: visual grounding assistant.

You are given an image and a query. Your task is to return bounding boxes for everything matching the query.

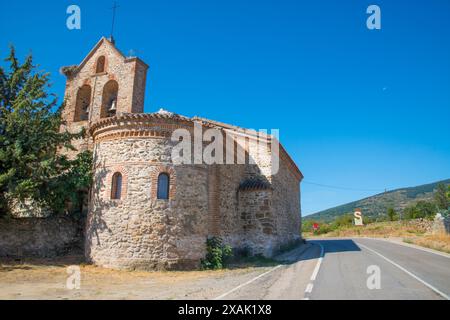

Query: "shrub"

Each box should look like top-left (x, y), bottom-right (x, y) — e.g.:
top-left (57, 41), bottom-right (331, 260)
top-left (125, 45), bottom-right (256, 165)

top-left (404, 200), bottom-right (437, 220)
top-left (387, 208), bottom-right (397, 221)
top-left (441, 209), bottom-right (449, 218)
top-left (201, 237), bottom-right (232, 270)
top-left (312, 223), bottom-right (333, 235)
top-left (302, 219), bottom-right (315, 232)
top-left (364, 216), bottom-right (376, 224)
top-left (434, 183), bottom-right (449, 211)
top-left (331, 214), bottom-right (353, 229)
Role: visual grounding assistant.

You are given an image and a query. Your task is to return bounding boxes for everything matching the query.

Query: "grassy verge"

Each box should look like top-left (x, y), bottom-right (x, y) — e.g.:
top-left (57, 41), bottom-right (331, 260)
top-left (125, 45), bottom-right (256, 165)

top-left (304, 220), bottom-right (450, 254)
top-left (403, 234), bottom-right (450, 254)
top-left (304, 220), bottom-right (428, 238)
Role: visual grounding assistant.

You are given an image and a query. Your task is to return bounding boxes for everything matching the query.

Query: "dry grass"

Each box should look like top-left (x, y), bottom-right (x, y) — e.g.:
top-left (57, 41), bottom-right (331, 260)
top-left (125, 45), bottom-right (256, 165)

top-left (305, 220), bottom-right (450, 254)
top-left (0, 259), bottom-right (239, 285)
top-left (305, 220), bottom-right (427, 239)
top-left (404, 233), bottom-right (450, 254)
top-left (0, 255), bottom-right (266, 299)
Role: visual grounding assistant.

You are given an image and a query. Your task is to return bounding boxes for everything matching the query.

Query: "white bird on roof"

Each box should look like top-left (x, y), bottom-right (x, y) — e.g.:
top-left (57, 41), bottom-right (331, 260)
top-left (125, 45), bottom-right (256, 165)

top-left (156, 108), bottom-right (174, 116)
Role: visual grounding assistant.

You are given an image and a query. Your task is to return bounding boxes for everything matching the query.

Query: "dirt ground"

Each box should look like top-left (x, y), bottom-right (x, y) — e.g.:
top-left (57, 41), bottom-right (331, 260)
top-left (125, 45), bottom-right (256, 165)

top-left (0, 244), bottom-right (312, 300)
top-left (0, 247), bottom-right (312, 300)
top-left (0, 256), bottom-right (277, 300)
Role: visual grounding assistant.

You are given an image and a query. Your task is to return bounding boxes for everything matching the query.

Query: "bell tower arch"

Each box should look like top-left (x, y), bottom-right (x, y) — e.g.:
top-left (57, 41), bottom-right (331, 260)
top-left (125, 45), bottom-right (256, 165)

top-left (59, 37), bottom-right (149, 157)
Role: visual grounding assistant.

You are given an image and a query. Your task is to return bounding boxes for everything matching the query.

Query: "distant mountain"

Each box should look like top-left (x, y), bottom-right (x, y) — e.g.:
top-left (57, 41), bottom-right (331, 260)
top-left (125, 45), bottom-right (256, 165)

top-left (305, 179), bottom-right (450, 222)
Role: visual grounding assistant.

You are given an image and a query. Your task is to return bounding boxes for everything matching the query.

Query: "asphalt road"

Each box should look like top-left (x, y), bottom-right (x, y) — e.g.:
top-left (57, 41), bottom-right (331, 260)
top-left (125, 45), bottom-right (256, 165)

top-left (216, 238), bottom-right (450, 300)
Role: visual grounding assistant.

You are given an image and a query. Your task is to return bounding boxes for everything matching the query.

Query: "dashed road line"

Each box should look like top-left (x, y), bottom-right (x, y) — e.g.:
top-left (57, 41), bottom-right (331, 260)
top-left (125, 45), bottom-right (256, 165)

top-left (310, 243), bottom-right (325, 281)
top-left (303, 242), bottom-right (325, 299)
top-left (214, 243), bottom-right (325, 300)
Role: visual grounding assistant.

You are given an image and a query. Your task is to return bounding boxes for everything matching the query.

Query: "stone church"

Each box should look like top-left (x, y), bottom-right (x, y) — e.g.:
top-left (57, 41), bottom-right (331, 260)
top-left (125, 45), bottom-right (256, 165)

top-left (60, 37), bottom-right (303, 270)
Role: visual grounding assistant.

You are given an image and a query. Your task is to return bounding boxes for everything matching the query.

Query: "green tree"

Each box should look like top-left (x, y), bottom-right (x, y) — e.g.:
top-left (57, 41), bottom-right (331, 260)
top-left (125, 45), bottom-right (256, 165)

top-left (444, 186), bottom-right (450, 218)
top-left (434, 183), bottom-right (449, 211)
top-left (364, 216), bottom-right (376, 224)
top-left (332, 214), bottom-right (354, 228)
top-left (0, 46), bottom-right (92, 216)
top-left (404, 201), bottom-right (436, 219)
top-left (387, 207), bottom-right (397, 221)
top-left (404, 205), bottom-right (418, 220)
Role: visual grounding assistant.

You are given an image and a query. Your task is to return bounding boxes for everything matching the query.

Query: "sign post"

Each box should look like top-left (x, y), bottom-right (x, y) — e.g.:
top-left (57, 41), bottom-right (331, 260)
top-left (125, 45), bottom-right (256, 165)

top-left (354, 208), bottom-right (364, 226)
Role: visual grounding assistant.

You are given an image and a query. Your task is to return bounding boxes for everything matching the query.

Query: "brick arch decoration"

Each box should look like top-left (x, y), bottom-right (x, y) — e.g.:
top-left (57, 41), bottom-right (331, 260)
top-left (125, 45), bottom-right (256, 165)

top-left (104, 166), bottom-right (128, 201)
top-left (101, 79), bottom-right (119, 119)
top-left (74, 84), bottom-right (91, 122)
top-left (150, 166), bottom-right (176, 200)
top-left (94, 55), bottom-right (108, 74)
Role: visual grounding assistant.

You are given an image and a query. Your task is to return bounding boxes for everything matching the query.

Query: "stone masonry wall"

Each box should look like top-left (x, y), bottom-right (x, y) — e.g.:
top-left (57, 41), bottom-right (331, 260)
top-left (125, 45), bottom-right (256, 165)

top-left (237, 189), bottom-right (276, 256)
top-left (217, 135), bottom-right (301, 256)
top-left (86, 136), bottom-right (210, 270)
top-left (271, 157), bottom-right (302, 247)
top-left (0, 217), bottom-right (82, 258)
top-left (217, 134), bottom-right (272, 250)
top-left (431, 214), bottom-right (450, 234)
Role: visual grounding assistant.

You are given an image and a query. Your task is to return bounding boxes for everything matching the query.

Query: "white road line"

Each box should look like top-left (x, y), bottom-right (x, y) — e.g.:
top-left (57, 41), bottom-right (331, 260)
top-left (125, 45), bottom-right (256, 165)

top-left (303, 242), bottom-right (325, 299)
top-left (358, 242), bottom-right (450, 300)
top-left (305, 283), bottom-right (314, 293)
top-left (362, 237), bottom-right (450, 259)
top-left (310, 243), bottom-right (325, 281)
top-left (213, 265), bottom-right (283, 300)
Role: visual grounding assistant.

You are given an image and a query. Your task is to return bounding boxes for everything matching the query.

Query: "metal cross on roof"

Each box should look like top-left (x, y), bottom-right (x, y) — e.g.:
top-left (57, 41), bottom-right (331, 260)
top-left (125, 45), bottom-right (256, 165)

top-left (110, 1), bottom-right (120, 43)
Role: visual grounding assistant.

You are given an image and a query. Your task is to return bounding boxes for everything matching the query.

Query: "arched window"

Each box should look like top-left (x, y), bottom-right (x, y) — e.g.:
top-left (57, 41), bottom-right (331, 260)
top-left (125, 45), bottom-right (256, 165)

top-left (101, 80), bottom-right (119, 118)
top-left (111, 172), bottom-right (122, 200)
top-left (96, 56), bottom-right (106, 74)
top-left (157, 173), bottom-right (170, 200)
top-left (74, 85), bottom-right (91, 122)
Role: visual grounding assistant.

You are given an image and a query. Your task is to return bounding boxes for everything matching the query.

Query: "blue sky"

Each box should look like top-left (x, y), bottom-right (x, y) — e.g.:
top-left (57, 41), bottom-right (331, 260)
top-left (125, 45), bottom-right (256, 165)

top-left (1, 0), bottom-right (449, 216)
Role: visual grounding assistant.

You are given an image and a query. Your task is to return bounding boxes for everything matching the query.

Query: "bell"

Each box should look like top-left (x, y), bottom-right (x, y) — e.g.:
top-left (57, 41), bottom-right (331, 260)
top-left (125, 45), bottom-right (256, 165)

top-left (109, 99), bottom-right (117, 111)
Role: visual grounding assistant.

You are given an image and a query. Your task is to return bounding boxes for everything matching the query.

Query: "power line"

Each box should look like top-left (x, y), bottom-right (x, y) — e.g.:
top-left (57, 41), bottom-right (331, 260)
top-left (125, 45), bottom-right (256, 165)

top-left (303, 181), bottom-right (386, 193)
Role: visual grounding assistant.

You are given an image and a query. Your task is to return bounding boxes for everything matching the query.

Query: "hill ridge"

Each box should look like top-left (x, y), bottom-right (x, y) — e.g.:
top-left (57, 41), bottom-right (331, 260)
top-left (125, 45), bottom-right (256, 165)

top-left (305, 178), bottom-right (450, 222)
